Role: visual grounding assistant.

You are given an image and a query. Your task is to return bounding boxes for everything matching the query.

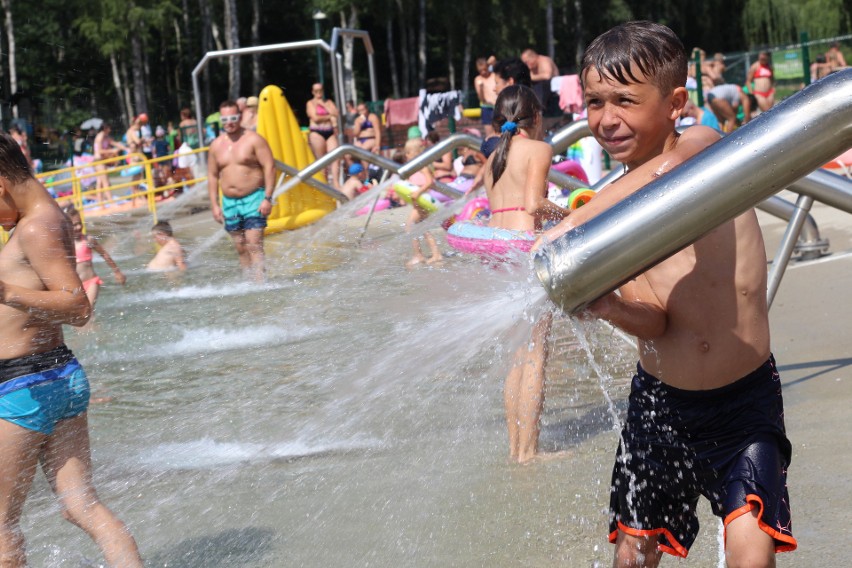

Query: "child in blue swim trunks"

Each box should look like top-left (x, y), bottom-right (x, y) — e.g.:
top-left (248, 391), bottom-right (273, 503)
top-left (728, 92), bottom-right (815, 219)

top-left (541, 21), bottom-right (796, 566)
top-left (0, 133), bottom-right (143, 566)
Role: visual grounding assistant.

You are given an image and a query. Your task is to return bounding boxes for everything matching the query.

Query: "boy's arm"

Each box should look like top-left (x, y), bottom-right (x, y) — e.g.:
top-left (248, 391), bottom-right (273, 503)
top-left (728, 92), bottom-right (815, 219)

top-left (584, 276), bottom-right (667, 339)
top-left (373, 114), bottom-right (382, 153)
top-left (475, 77), bottom-right (485, 103)
top-left (739, 90), bottom-right (752, 124)
top-left (207, 142), bottom-right (223, 223)
top-left (166, 241), bottom-right (187, 271)
top-left (1, 219), bottom-right (91, 326)
top-left (89, 237), bottom-right (126, 285)
top-left (174, 245), bottom-right (187, 271)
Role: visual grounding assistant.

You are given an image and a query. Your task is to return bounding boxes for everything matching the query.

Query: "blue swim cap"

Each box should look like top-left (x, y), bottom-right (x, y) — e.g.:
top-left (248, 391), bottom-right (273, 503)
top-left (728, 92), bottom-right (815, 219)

top-left (349, 163), bottom-right (364, 176)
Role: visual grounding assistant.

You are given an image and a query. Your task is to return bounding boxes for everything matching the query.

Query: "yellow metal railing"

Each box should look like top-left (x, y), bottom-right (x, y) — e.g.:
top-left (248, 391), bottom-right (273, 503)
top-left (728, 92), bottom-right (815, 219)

top-left (37, 147), bottom-right (209, 230)
top-left (0, 147), bottom-right (209, 245)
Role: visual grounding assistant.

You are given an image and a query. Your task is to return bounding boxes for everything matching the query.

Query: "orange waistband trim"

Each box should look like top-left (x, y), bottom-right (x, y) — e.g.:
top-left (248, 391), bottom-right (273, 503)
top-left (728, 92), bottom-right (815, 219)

top-left (609, 521), bottom-right (689, 558)
top-left (723, 494), bottom-right (797, 553)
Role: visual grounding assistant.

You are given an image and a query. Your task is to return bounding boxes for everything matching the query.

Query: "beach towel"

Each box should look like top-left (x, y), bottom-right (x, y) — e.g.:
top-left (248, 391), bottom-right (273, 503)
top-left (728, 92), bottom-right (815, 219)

top-left (384, 97), bottom-right (420, 126)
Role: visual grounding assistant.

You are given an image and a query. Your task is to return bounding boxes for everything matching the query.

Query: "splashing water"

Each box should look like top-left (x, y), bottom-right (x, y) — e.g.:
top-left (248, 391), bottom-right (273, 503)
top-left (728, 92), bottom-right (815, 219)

top-left (18, 203), bottom-right (720, 566)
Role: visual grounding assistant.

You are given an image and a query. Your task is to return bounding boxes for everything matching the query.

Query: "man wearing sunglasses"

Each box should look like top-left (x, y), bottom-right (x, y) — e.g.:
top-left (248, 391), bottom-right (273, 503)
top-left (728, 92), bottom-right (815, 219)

top-left (207, 99), bottom-right (276, 282)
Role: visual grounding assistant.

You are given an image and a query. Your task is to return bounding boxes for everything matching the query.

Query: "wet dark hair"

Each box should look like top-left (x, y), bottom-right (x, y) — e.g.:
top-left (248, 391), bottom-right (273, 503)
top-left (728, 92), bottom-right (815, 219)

top-left (425, 130), bottom-right (441, 144)
top-left (391, 150), bottom-right (406, 164)
top-left (61, 203), bottom-right (79, 217)
top-left (152, 220), bottom-right (173, 236)
top-left (489, 85), bottom-right (542, 185)
top-left (0, 133), bottom-right (33, 183)
top-left (493, 58), bottom-right (532, 88)
top-left (219, 99), bottom-right (238, 111)
top-left (581, 21), bottom-right (687, 95)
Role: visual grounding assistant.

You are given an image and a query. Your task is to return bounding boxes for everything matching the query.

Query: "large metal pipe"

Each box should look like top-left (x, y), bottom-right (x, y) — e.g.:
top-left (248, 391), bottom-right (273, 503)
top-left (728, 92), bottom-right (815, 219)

top-left (534, 69), bottom-right (852, 314)
top-left (548, 120), bottom-right (592, 155)
top-left (788, 167), bottom-right (852, 214)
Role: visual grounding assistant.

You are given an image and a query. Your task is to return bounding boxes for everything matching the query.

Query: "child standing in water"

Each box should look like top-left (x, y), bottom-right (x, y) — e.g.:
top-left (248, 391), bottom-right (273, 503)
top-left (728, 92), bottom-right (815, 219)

top-left (403, 137), bottom-right (442, 267)
top-left (541, 21), bottom-right (796, 566)
top-left (62, 205), bottom-right (126, 310)
top-left (0, 133), bottom-right (143, 566)
top-left (485, 85), bottom-right (569, 463)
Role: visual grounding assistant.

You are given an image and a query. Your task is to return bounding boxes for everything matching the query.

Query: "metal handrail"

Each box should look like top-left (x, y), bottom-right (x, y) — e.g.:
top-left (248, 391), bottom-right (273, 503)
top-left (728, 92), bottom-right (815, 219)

top-left (273, 159), bottom-right (347, 202)
top-left (272, 134), bottom-right (485, 201)
top-left (192, 40), bottom-right (343, 159)
top-left (534, 68), bottom-right (852, 314)
top-left (548, 120), bottom-right (592, 155)
top-left (273, 129), bottom-right (596, 203)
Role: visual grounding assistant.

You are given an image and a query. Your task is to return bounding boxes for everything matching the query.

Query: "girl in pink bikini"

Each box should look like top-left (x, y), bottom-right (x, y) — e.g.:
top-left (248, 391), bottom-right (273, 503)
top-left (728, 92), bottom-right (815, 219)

top-left (484, 85), bottom-right (569, 463)
top-left (747, 51), bottom-right (775, 112)
top-left (62, 206), bottom-right (126, 313)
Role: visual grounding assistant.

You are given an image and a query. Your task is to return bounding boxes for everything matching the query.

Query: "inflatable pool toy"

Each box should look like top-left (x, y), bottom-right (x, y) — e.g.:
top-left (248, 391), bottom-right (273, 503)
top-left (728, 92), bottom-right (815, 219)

top-left (456, 196), bottom-right (490, 222)
top-left (257, 85), bottom-right (336, 233)
top-left (446, 174), bottom-right (477, 195)
top-left (393, 181), bottom-right (440, 213)
top-left (567, 188), bottom-right (595, 209)
top-left (446, 221), bottom-right (535, 256)
top-left (441, 195), bottom-right (490, 230)
top-left (356, 198), bottom-right (392, 216)
top-left (550, 158), bottom-right (589, 184)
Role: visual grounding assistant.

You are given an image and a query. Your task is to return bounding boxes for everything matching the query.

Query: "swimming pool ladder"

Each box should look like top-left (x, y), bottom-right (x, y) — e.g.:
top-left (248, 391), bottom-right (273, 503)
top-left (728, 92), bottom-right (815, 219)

top-left (534, 69), bottom-right (852, 314)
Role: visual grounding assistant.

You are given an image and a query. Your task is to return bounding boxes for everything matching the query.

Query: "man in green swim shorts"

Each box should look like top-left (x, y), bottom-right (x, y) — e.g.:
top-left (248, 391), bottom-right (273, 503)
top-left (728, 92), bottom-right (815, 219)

top-left (208, 99), bottom-right (276, 281)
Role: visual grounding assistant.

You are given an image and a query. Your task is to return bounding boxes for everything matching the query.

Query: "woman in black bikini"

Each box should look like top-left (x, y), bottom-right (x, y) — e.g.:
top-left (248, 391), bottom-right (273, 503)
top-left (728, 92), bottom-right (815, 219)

top-left (353, 102), bottom-right (382, 154)
top-left (306, 83), bottom-right (341, 186)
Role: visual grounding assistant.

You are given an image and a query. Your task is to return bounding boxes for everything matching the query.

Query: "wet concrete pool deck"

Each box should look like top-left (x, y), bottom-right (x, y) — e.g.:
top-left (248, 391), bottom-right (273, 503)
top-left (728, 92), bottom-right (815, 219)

top-left (756, 194), bottom-right (852, 567)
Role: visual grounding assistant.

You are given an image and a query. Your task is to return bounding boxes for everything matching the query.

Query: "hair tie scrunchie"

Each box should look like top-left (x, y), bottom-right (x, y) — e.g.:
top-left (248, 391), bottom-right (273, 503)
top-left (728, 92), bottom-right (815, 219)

top-left (501, 121), bottom-right (518, 134)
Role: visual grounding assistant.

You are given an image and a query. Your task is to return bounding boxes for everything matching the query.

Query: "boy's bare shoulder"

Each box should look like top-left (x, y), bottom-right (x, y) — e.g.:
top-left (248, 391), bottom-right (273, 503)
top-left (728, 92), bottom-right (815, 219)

top-left (674, 125), bottom-right (721, 156)
top-left (17, 206), bottom-right (69, 240)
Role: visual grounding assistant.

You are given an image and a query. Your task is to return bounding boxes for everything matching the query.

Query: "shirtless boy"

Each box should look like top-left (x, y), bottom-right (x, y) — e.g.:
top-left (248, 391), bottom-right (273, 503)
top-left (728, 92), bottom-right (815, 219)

top-left (541, 22), bottom-right (796, 566)
top-left (208, 99), bottom-right (276, 282)
top-left (341, 162), bottom-right (369, 200)
top-left (0, 133), bottom-right (143, 566)
top-left (147, 220), bottom-right (187, 271)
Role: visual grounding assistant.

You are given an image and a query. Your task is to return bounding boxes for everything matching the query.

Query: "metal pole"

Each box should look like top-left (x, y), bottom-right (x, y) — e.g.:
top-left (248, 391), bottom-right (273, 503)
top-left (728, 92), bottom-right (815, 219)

top-left (191, 39), bottom-right (337, 157)
top-left (534, 69), bottom-right (852, 314)
top-left (766, 194), bottom-right (815, 308)
top-left (801, 31), bottom-right (811, 87)
top-left (315, 20), bottom-right (324, 86)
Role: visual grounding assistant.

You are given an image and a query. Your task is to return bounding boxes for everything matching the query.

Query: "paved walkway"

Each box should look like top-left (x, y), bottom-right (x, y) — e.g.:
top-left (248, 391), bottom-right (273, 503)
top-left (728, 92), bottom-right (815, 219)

top-left (756, 194), bottom-right (852, 566)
